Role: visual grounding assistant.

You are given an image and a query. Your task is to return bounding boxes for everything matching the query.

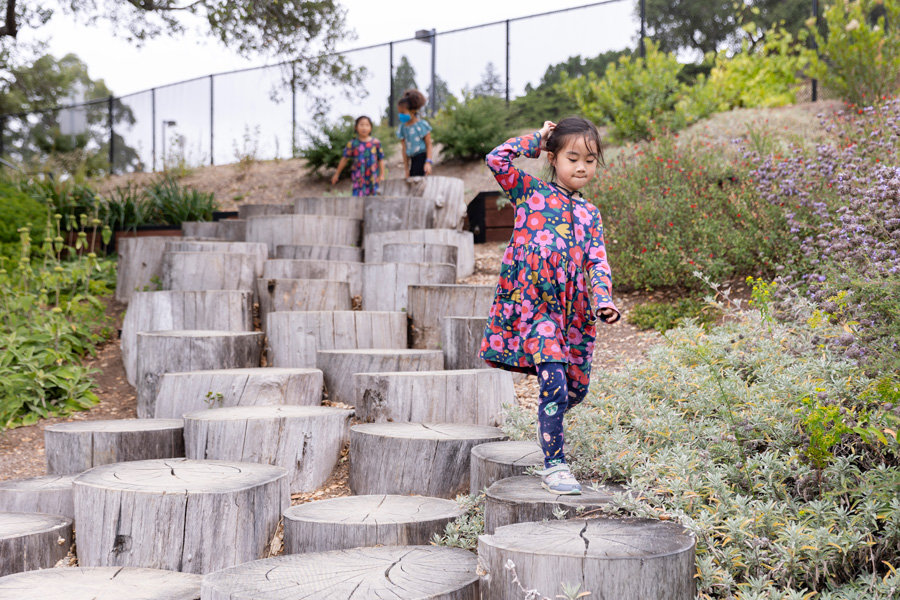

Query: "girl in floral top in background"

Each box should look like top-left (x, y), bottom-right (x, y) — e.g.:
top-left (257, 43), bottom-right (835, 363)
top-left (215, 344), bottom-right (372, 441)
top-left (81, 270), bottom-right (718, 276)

top-left (395, 89), bottom-right (433, 178)
top-left (480, 117), bottom-right (620, 495)
top-left (331, 115), bottom-right (385, 196)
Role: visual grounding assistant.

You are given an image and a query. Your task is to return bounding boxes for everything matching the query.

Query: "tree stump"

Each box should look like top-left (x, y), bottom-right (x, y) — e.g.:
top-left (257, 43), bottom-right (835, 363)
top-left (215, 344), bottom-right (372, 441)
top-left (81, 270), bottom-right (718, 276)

top-left (363, 195), bottom-right (435, 234)
top-left (0, 566), bottom-right (202, 600)
top-left (365, 229), bottom-right (475, 279)
top-left (239, 203), bottom-right (293, 219)
top-left (0, 475), bottom-right (75, 520)
top-left (45, 419), bottom-right (185, 475)
top-left (361, 263), bottom-right (456, 312)
top-left (154, 367), bottom-right (323, 418)
top-left (354, 369), bottom-right (512, 427)
top-left (275, 244), bottom-right (363, 263)
top-left (442, 316), bottom-right (489, 370)
top-left (73, 459), bottom-right (289, 574)
top-left (383, 242), bottom-right (458, 267)
top-left (121, 290), bottom-right (253, 386)
top-left (283, 495), bottom-right (465, 554)
top-left (349, 423), bottom-right (506, 498)
top-left (164, 240), bottom-right (267, 276)
top-left (256, 279), bottom-right (352, 330)
top-left (407, 285), bottom-right (494, 349)
top-left (162, 252), bottom-right (257, 294)
top-left (293, 196), bottom-right (365, 219)
top-left (381, 176), bottom-right (467, 231)
top-left (0, 512), bottom-right (73, 577)
top-left (478, 518), bottom-right (696, 600)
top-left (136, 330), bottom-right (264, 418)
top-left (201, 546), bottom-right (478, 600)
top-left (183, 406), bottom-right (352, 494)
top-left (245, 215), bottom-right (362, 256)
top-left (266, 311), bottom-right (407, 368)
top-left (470, 442), bottom-right (542, 494)
top-left (182, 220), bottom-right (246, 242)
top-left (263, 259), bottom-right (363, 297)
top-left (115, 237), bottom-right (176, 304)
top-left (317, 349), bottom-right (444, 406)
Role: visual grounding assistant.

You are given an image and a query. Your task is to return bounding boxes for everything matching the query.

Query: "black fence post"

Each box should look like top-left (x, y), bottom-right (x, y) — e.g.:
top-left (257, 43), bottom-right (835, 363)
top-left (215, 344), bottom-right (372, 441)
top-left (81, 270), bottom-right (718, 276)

top-left (108, 95), bottom-right (115, 175)
top-left (291, 62), bottom-right (297, 157)
top-left (389, 42), bottom-right (395, 127)
top-left (505, 19), bottom-right (511, 105)
top-left (151, 88), bottom-right (157, 172)
top-left (639, 0), bottom-right (647, 58)
top-left (210, 75), bottom-right (215, 165)
top-left (811, 0), bottom-right (819, 102)
top-left (0, 116), bottom-right (5, 164)
top-left (430, 30), bottom-right (437, 116)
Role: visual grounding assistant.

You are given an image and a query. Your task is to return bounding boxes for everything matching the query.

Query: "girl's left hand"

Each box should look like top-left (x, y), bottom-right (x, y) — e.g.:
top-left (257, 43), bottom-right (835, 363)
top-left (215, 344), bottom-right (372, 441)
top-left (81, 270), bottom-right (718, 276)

top-left (379, 171), bottom-right (385, 182)
top-left (598, 307), bottom-right (620, 324)
top-left (424, 162), bottom-right (432, 175)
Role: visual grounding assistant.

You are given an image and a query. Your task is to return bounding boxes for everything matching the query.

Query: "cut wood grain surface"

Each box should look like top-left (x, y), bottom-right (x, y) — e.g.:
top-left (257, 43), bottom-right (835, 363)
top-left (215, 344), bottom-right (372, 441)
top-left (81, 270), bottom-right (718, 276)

top-left (262, 259), bottom-right (362, 297)
top-left (182, 220), bottom-right (246, 242)
top-left (381, 177), bottom-right (467, 231)
top-left (316, 349), bottom-right (444, 406)
top-left (383, 242), bottom-right (458, 267)
top-left (115, 237), bottom-right (175, 304)
top-left (0, 475), bottom-right (76, 519)
top-left (363, 196), bottom-right (434, 235)
top-left (408, 285), bottom-right (494, 349)
top-left (274, 244), bottom-right (363, 262)
top-left (0, 567), bottom-right (203, 600)
top-left (164, 241), bottom-right (267, 276)
top-left (239, 204), bottom-right (293, 219)
top-left (361, 263), bottom-right (456, 312)
top-left (162, 252), bottom-right (257, 294)
top-left (469, 441), bottom-right (542, 493)
top-left (256, 278), bottom-right (351, 330)
top-left (364, 229), bottom-right (475, 279)
top-left (293, 197), bottom-right (365, 219)
top-left (442, 316), bottom-right (489, 370)
top-left (246, 215), bottom-right (361, 256)
top-left (0, 512), bottom-right (72, 577)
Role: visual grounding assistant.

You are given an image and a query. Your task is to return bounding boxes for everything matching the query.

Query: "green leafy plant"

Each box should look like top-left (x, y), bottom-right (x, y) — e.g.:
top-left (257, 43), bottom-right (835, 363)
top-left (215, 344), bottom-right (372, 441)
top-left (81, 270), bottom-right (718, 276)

top-left (297, 116), bottom-right (356, 178)
top-left (0, 182), bottom-right (49, 259)
top-left (628, 297), bottom-right (718, 332)
top-left (432, 93), bottom-right (514, 161)
top-left (145, 175), bottom-right (216, 225)
top-left (431, 493), bottom-right (484, 550)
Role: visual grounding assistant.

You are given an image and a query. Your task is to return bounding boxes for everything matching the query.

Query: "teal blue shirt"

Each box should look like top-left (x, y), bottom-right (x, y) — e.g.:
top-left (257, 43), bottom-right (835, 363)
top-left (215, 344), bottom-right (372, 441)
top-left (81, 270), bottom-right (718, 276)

top-left (397, 119), bottom-right (432, 157)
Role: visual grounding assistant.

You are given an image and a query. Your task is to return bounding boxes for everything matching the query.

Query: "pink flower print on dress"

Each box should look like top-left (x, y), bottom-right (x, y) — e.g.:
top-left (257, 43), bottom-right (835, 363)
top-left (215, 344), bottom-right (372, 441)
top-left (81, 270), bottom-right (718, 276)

top-left (569, 246), bottom-right (583, 263)
top-left (536, 321), bottom-right (556, 338)
top-left (567, 328), bottom-right (584, 346)
top-left (534, 230), bottom-right (553, 246)
top-left (525, 194), bottom-right (546, 211)
top-left (514, 208), bottom-right (526, 228)
top-left (508, 336), bottom-right (521, 351)
top-left (589, 246), bottom-right (606, 260)
top-left (486, 153), bottom-right (505, 171)
top-left (574, 205), bottom-right (591, 225)
top-left (574, 223), bottom-right (585, 242)
top-left (501, 302), bottom-right (515, 319)
top-left (502, 245), bottom-right (515, 265)
top-left (555, 237), bottom-right (566, 251)
top-left (521, 298), bottom-right (535, 320)
top-left (513, 230), bottom-right (532, 246)
top-left (489, 334), bottom-right (505, 352)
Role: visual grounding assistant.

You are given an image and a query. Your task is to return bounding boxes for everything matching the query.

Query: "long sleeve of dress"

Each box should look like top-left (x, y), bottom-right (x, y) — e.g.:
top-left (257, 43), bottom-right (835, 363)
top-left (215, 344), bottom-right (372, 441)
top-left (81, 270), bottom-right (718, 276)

top-left (584, 210), bottom-right (619, 321)
top-left (485, 132), bottom-right (542, 204)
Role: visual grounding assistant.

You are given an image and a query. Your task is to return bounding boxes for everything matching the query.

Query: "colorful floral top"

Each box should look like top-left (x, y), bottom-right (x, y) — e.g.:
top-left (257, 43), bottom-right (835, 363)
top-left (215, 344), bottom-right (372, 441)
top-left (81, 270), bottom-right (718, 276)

top-left (342, 137), bottom-right (384, 197)
top-left (396, 119), bottom-right (432, 157)
top-left (479, 132), bottom-right (618, 384)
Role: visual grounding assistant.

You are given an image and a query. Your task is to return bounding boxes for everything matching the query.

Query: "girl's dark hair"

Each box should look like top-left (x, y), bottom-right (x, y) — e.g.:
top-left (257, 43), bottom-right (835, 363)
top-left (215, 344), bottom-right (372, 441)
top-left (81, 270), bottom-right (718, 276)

top-left (398, 89), bottom-right (427, 111)
top-left (355, 115), bottom-right (373, 131)
top-left (545, 117), bottom-right (605, 181)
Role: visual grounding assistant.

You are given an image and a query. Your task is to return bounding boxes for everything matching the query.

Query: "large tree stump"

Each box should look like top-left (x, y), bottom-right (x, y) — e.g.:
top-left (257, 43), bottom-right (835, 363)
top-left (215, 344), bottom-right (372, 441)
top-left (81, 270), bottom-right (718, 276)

top-left (293, 196), bottom-right (365, 219)
top-left (0, 512), bottom-right (73, 577)
top-left (383, 242), bottom-right (458, 267)
top-left (246, 215), bottom-right (361, 256)
top-left (442, 316), bottom-right (489, 370)
top-left (363, 196), bottom-right (435, 234)
top-left (154, 367), bottom-right (323, 418)
top-left (115, 237), bottom-right (176, 304)
top-left (263, 259), bottom-right (363, 297)
top-left (317, 349), bottom-right (444, 406)
top-left (0, 566), bottom-right (202, 600)
top-left (164, 240), bottom-right (267, 276)
top-left (354, 369), bottom-right (512, 426)
top-left (44, 419), bottom-right (185, 475)
top-left (478, 518), bottom-right (696, 600)
top-left (0, 475), bottom-right (75, 519)
top-left (470, 442), bottom-right (542, 494)
top-left (365, 229), bottom-right (475, 279)
top-left (121, 290), bottom-right (253, 386)
top-left (162, 252), bottom-right (257, 294)
top-left (183, 406), bottom-right (352, 494)
top-left (266, 311), bottom-right (406, 369)
top-left (136, 331), bottom-right (264, 418)
top-left (283, 495), bottom-right (465, 554)
top-left (408, 284), bottom-right (494, 349)
top-left (73, 459), bottom-right (289, 574)
top-left (349, 423), bottom-right (506, 498)
top-left (381, 176), bottom-right (467, 231)
top-left (256, 279), bottom-right (352, 330)
top-left (201, 546), bottom-right (478, 600)
top-left (361, 263), bottom-right (456, 312)
top-left (483, 476), bottom-right (625, 534)
top-left (182, 220), bottom-right (246, 242)
top-left (275, 244), bottom-right (363, 262)
top-left (239, 204), bottom-right (293, 219)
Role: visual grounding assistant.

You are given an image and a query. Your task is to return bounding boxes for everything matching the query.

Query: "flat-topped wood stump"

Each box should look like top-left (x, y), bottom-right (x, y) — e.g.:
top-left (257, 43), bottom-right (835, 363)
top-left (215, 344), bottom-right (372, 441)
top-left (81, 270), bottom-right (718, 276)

top-left (381, 177), bottom-right (467, 231)
top-left (408, 284), bottom-right (494, 349)
top-left (364, 229), bottom-right (475, 279)
top-left (363, 195), bottom-right (434, 234)
top-left (164, 240), bottom-right (267, 275)
top-left (183, 406), bottom-right (352, 494)
top-left (317, 349), bottom-right (444, 406)
top-left (154, 368), bottom-right (323, 418)
top-left (349, 423), bottom-right (506, 498)
top-left (0, 475), bottom-right (76, 519)
top-left (201, 545), bottom-right (478, 600)
top-left (44, 419), bottom-right (185, 475)
top-left (256, 278), bottom-right (351, 329)
top-left (182, 220), bottom-right (246, 242)
top-left (0, 566), bottom-right (202, 600)
top-left (283, 495), bottom-right (465, 554)
top-left (470, 441), bottom-right (542, 493)
top-left (275, 244), bottom-right (362, 263)
top-left (263, 258), bottom-right (362, 297)
top-left (383, 242), bottom-right (458, 267)
top-left (246, 214), bottom-right (361, 256)
top-left (0, 512), bottom-right (73, 577)
top-left (354, 369), bottom-right (512, 426)
top-left (442, 316), bottom-right (489, 370)
top-left (115, 236), bottom-right (179, 304)
top-left (293, 196), bottom-right (365, 219)
top-left (162, 252), bottom-right (257, 294)
top-left (361, 262), bottom-right (456, 312)
top-left (478, 518), bottom-right (696, 600)
top-left (73, 459), bottom-right (289, 574)
top-left (239, 203), bottom-right (293, 219)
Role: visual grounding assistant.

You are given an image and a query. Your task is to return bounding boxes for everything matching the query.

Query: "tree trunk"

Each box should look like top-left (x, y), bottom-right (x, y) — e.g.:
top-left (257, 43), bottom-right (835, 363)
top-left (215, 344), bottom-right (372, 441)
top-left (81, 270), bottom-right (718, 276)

top-left (73, 458), bottom-right (289, 574)
top-left (161, 252), bottom-right (257, 295)
top-left (478, 518), bottom-right (696, 600)
top-left (283, 495), bottom-right (464, 554)
top-left (256, 279), bottom-right (352, 330)
top-left (0, 566), bottom-right (202, 600)
top-left (154, 367), bottom-right (323, 419)
top-left (316, 349), bottom-right (444, 406)
top-left (349, 423), bottom-right (506, 498)
top-left (0, 475), bottom-right (75, 520)
top-left (239, 204), bottom-right (293, 219)
top-left (364, 229), bottom-right (475, 279)
top-left (245, 215), bottom-right (361, 256)
top-left (0, 513), bottom-right (72, 577)
top-left (275, 244), bottom-right (363, 263)
top-left (442, 316), bottom-right (490, 370)
top-left (115, 237), bottom-right (174, 304)
top-left (469, 442), bottom-right (542, 494)
top-left (263, 259), bottom-right (362, 297)
top-left (164, 240), bottom-right (267, 277)
top-left (354, 369), bottom-right (513, 427)
top-left (293, 196), bottom-right (365, 219)
top-left (383, 242), bottom-right (458, 267)
top-left (381, 176), bottom-right (467, 231)
top-left (361, 263), bottom-right (456, 312)
top-left (182, 405), bottom-right (352, 494)
top-left (363, 196), bottom-right (434, 235)
top-left (407, 285), bottom-right (494, 349)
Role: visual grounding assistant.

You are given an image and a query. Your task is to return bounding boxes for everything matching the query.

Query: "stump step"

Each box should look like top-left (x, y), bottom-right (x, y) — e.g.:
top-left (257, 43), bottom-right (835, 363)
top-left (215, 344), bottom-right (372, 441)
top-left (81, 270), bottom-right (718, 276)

top-left (275, 244), bottom-right (363, 262)
top-left (262, 259), bottom-right (363, 297)
top-left (0, 566), bottom-right (202, 600)
top-left (316, 349), bottom-right (444, 406)
top-left (245, 214), bottom-right (362, 256)
top-left (361, 262), bottom-right (457, 312)
top-left (0, 512), bottom-right (73, 577)
top-left (470, 441), bottom-right (542, 493)
top-left (0, 475), bottom-right (76, 519)
top-left (407, 284), bottom-right (494, 349)
top-left (364, 229), bottom-right (475, 279)
top-left (256, 278), bottom-right (352, 330)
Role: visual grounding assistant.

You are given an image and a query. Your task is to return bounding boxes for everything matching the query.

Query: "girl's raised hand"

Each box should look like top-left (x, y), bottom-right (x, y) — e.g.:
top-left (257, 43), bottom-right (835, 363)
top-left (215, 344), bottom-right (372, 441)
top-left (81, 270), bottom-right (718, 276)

top-left (538, 121), bottom-right (556, 148)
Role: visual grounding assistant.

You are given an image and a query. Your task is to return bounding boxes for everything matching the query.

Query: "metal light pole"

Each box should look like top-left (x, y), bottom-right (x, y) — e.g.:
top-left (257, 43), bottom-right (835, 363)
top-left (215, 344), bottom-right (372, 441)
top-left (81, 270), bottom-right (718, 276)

top-left (161, 120), bottom-right (176, 169)
top-left (415, 28), bottom-right (437, 115)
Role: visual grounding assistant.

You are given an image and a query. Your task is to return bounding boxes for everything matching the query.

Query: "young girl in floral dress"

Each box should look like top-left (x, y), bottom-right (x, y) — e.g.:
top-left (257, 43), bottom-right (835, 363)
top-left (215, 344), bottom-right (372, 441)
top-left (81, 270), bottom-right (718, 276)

top-left (480, 118), bottom-right (620, 495)
top-left (331, 115), bottom-right (385, 196)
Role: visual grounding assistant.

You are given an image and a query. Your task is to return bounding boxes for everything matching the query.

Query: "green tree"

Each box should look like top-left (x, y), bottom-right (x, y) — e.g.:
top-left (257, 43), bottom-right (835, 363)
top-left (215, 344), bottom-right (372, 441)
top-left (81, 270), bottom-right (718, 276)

top-left (388, 55), bottom-right (419, 111)
top-left (472, 62), bottom-right (503, 98)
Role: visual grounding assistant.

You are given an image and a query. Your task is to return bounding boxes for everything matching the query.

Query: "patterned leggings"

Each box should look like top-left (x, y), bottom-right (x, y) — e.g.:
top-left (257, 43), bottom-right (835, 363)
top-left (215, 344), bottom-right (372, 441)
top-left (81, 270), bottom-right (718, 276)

top-left (536, 362), bottom-right (589, 468)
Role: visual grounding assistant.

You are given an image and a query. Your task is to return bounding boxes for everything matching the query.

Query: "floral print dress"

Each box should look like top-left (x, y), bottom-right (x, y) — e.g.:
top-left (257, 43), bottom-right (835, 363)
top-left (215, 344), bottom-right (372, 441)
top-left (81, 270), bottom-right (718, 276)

top-left (479, 132), bottom-right (617, 387)
top-left (342, 138), bottom-right (384, 197)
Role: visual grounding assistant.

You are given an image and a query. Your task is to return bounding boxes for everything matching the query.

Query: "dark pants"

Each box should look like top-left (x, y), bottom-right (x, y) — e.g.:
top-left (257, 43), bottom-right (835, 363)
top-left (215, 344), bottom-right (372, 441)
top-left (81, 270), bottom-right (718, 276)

top-left (536, 362), bottom-right (589, 468)
top-left (409, 152), bottom-right (427, 176)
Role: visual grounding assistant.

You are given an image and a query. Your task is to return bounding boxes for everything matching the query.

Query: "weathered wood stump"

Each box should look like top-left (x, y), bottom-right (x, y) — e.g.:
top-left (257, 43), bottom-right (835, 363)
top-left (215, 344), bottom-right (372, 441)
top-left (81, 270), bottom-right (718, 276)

top-left (408, 284), bottom-right (494, 349)
top-left (363, 195), bottom-right (435, 234)
top-left (267, 311), bottom-right (406, 368)
top-left (201, 546), bottom-right (478, 600)
top-left (0, 566), bottom-right (202, 600)
top-left (483, 476), bottom-right (625, 534)
top-left (136, 330), bottom-right (264, 418)
top-left (349, 423), bottom-right (506, 498)
top-left (470, 442), bottom-right (542, 494)
top-left (154, 367), bottom-right (323, 418)
top-left (45, 419), bottom-right (185, 475)
top-left (115, 237), bottom-right (177, 304)
top-left (293, 196), bottom-right (365, 219)
top-left (73, 459), bottom-right (289, 574)
top-left (262, 259), bottom-right (363, 297)
top-left (183, 406), bottom-right (352, 494)
top-left (383, 242), bottom-right (458, 267)
top-left (256, 279), bottom-right (352, 330)
top-left (246, 215), bottom-right (362, 257)
top-left (182, 220), bottom-right (246, 242)
top-left (121, 290), bottom-right (253, 386)
top-left (381, 176), bottom-right (467, 231)
top-left (361, 263), bottom-right (456, 312)
top-left (275, 244), bottom-right (363, 262)
top-left (442, 316), bottom-right (489, 370)
top-left (239, 204), bottom-right (293, 219)
top-left (478, 518), bottom-right (696, 600)
top-left (164, 240), bottom-right (267, 276)
top-left (317, 349), bottom-right (444, 406)
top-left (0, 475), bottom-right (75, 519)
top-left (283, 495), bottom-right (465, 554)
top-left (365, 229), bottom-right (475, 279)
top-left (162, 252), bottom-right (257, 294)
top-left (354, 369), bottom-right (512, 426)
top-left (0, 512), bottom-right (72, 577)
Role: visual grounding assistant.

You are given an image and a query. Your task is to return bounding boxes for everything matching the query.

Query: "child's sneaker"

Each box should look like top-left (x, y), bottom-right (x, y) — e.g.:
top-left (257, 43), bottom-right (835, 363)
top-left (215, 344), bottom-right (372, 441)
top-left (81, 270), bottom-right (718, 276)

top-left (540, 464), bottom-right (582, 495)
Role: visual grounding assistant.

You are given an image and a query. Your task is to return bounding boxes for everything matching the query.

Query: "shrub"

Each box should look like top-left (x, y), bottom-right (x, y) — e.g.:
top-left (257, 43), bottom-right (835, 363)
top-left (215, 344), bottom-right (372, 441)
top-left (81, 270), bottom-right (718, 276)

top-left (628, 297), bottom-right (718, 332)
top-left (297, 116), bottom-right (356, 177)
top-left (16, 177), bottom-right (96, 233)
top-left (0, 182), bottom-right (49, 258)
top-left (432, 93), bottom-right (514, 161)
top-left (145, 176), bottom-right (216, 225)
top-left (100, 182), bottom-right (155, 232)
